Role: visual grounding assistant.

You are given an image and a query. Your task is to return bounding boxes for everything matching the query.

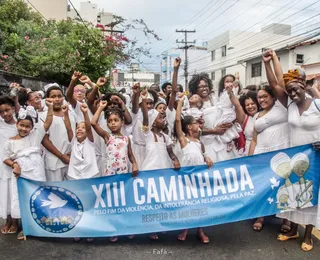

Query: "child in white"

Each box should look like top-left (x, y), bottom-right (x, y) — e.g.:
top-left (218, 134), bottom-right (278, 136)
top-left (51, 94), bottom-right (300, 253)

top-left (183, 94), bottom-right (203, 120)
top-left (3, 100), bottom-right (54, 240)
top-left (0, 96), bottom-right (18, 234)
top-left (67, 103), bottom-right (99, 180)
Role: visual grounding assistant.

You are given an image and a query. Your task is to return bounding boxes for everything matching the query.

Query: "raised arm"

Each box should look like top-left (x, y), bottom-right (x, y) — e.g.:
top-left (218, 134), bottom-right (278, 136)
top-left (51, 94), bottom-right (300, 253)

top-left (42, 134), bottom-right (70, 164)
top-left (226, 85), bottom-right (246, 125)
top-left (168, 58), bottom-right (181, 111)
top-left (175, 93), bottom-right (187, 148)
top-left (61, 105), bottom-right (73, 142)
top-left (110, 95), bottom-right (132, 125)
top-left (91, 101), bottom-right (110, 141)
top-left (66, 71), bottom-right (82, 108)
top-left (263, 50), bottom-right (288, 107)
top-left (43, 99), bottom-right (54, 131)
top-left (248, 128), bottom-right (258, 156)
top-left (86, 77), bottom-right (106, 115)
top-left (128, 138), bottom-right (139, 177)
top-left (80, 103), bottom-right (94, 142)
top-left (131, 83), bottom-right (141, 114)
top-left (140, 89), bottom-right (149, 127)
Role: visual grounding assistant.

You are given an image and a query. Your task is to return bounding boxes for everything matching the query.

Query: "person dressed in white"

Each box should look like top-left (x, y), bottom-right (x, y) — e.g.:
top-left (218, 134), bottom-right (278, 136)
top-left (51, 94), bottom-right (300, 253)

top-left (0, 96), bottom-right (18, 235)
top-left (40, 86), bottom-right (76, 182)
top-left (248, 85), bottom-right (290, 232)
top-left (263, 49), bottom-right (320, 251)
top-left (3, 100), bottom-right (54, 240)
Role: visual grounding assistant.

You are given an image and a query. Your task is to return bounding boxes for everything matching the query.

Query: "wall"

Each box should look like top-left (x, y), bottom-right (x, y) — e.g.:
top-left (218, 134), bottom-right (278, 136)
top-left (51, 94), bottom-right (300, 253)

top-left (26, 0), bottom-right (68, 20)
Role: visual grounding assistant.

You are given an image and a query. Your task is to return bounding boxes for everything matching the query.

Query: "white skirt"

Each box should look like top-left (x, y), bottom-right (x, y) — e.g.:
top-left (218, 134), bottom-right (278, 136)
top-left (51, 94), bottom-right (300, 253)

top-left (277, 206), bottom-right (318, 228)
top-left (0, 178), bottom-right (12, 219)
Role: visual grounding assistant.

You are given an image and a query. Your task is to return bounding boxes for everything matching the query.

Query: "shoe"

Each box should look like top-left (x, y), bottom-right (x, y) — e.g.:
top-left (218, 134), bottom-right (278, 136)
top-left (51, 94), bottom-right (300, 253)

top-left (277, 233), bottom-right (299, 241)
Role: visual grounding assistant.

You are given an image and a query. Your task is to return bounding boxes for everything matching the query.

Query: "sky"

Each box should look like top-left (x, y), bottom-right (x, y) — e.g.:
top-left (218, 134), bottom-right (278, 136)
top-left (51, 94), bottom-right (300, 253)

top-left (72, 0), bottom-right (320, 72)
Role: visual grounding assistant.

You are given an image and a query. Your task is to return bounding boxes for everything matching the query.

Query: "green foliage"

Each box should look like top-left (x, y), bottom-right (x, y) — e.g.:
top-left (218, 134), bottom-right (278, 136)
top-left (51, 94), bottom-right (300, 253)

top-left (0, 0), bottom-right (159, 86)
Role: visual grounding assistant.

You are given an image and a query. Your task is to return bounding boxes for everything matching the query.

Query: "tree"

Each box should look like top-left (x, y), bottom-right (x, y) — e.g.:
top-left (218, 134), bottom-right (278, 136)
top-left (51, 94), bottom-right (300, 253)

top-left (0, 0), bottom-right (160, 86)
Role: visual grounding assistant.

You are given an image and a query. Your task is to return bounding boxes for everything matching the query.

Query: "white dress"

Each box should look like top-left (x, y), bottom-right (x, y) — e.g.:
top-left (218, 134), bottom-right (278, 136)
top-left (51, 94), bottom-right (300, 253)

top-left (243, 116), bottom-right (255, 156)
top-left (140, 131), bottom-right (173, 171)
top-left (67, 138), bottom-right (99, 180)
top-left (181, 138), bottom-right (205, 167)
top-left (253, 100), bottom-right (290, 155)
top-left (277, 99), bottom-right (320, 227)
top-left (0, 122), bottom-right (17, 219)
top-left (3, 126), bottom-right (47, 218)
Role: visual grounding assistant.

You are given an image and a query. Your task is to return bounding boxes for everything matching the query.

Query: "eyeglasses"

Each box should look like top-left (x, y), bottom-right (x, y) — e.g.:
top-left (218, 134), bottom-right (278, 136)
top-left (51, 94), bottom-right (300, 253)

top-left (198, 85), bottom-right (208, 89)
top-left (74, 90), bottom-right (86, 94)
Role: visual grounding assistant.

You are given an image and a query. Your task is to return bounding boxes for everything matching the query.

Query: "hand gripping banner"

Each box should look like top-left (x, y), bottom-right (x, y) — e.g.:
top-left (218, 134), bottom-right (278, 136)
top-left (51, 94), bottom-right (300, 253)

top-left (18, 144), bottom-right (320, 237)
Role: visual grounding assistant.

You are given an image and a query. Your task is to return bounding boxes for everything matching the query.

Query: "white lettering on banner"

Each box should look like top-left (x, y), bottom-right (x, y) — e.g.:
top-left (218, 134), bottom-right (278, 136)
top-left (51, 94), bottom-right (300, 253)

top-left (92, 165), bottom-right (255, 208)
top-left (91, 182), bottom-right (126, 208)
top-left (225, 168), bottom-right (239, 193)
top-left (240, 165), bottom-right (254, 190)
top-left (133, 179), bottom-right (145, 205)
top-left (159, 176), bottom-right (178, 202)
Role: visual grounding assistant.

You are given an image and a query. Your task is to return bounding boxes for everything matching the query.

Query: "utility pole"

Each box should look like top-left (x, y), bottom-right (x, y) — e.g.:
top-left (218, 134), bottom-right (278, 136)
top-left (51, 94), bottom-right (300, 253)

top-left (176, 29), bottom-right (196, 91)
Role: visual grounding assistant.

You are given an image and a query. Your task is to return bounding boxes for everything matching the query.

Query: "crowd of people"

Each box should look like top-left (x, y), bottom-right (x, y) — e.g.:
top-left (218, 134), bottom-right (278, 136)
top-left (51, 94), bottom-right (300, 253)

top-left (0, 51), bottom-right (320, 251)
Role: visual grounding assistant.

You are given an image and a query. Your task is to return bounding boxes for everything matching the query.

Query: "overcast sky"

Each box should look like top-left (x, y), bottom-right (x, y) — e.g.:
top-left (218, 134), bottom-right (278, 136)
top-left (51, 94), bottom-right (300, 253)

top-left (73, 0), bottom-right (320, 71)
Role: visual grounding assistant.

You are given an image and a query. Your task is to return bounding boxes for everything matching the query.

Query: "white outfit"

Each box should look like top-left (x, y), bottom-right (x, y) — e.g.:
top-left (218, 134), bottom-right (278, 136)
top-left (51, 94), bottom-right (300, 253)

top-left (183, 107), bottom-right (203, 120)
top-left (200, 106), bottom-right (237, 163)
top-left (0, 122), bottom-right (16, 219)
top-left (67, 138), bottom-right (99, 180)
top-left (216, 91), bottom-right (239, 143)
top-left (140, 131), bottom-right (173, 171)
top-left (277, 99), bottom-right (320, 227)
top-left (3, 126), bottom-right (47, 218)
top-left (181, 138), bottom-right (205, 167)
top-left (243, 115), bottom-right (255, 156)
top-left (253, 100), bottom-right (290, 155)
top-left (40, 112), bottom-right (76, 181)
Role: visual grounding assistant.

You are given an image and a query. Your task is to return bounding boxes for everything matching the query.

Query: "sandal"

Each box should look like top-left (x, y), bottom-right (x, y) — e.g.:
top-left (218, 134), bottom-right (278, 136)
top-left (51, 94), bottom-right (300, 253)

top-left (197, 233), bottom-right (209, 244)
top-left (17, 230), bottom-right (25, 240)
top-left (86, 238), bottom-right (94, 243)
top-left (109, 236), bottom-right (118, 243)
top-left (8, 225), bottom-right (18, 234)
top-left (148, 233), bottom-right (159, 240)
top-left (252, 218), bottom-right (264, 232)
top-left (301, 239), bottom-right (313, 252)
top-left (280, 219), bottom-right (291, 233)
top-left (73, 237), bottom-right (81, 242)
top-left (128, 235), bottom-right (134, 239)
top-left (277, 233), bottom-right (299, 241)
top-left (1, 223), bottom-right (11, 235)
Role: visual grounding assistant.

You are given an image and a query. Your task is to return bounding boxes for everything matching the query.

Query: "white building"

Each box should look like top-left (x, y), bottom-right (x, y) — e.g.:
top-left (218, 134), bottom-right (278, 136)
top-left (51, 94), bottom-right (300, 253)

top-left (117, 70), bottom-right (160, 90)
top-left (25, 0), bottom-right (68, 20)
top-left (194, 24), bottom-right (300, 91)
top-left (242, 39), bottom-right (320, 86)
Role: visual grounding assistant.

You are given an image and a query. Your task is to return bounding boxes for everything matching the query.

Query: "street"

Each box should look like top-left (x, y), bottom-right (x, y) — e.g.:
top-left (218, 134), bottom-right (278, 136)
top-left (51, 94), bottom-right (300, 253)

top-left (0, 217), bottom-right (319, 260)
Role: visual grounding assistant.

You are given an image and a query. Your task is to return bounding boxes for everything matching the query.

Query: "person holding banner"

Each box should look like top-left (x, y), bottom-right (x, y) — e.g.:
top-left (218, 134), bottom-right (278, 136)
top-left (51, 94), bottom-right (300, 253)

top-left (248, 84), bottom-right (290, 232)
top-left (3, 99), bottom-right (54, 240)
top-left (263, 49), bottom-right (320, 252)
top-left (0, 96), bottom-right (18, 235)
top-left (175, 92), bottom-right (213, 243)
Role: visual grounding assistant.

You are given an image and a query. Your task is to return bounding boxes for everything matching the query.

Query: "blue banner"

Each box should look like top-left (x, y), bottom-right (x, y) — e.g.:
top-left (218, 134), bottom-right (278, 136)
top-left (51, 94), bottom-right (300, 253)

top-left (18, 145), bottom-right (320, 237)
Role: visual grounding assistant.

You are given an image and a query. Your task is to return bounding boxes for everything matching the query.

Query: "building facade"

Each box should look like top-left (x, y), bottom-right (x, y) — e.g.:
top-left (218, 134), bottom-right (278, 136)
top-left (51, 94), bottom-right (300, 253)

top-left (25, 0), bottom-right (68, 20)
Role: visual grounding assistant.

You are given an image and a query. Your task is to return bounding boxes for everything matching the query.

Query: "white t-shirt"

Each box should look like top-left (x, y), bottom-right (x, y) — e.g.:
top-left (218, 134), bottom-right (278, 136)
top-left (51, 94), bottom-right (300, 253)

top-left (67, 138), bottom-right (99, 179)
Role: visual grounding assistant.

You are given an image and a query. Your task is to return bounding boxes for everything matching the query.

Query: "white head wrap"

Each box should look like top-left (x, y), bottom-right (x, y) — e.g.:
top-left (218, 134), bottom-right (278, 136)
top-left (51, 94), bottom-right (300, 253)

top-left (270, 152), bottom-right (291, 173)
top-left (18, 106), bottom-right (37, 120)
top-left (290, 153), bottom-right (309, 169)
top-left (44, 83), bottom-right (59, 92)
top-left (148, 109), bottom-right (159, 127)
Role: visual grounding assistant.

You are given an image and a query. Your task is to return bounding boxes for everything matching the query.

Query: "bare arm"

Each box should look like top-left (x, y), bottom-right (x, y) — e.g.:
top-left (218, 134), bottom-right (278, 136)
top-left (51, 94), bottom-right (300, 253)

top-left (80, 104), bottom-right (94, 142)
top-left (248, 129), bottom-right (258, 156)
top-left (168, 58), bottom-right (181, 111)
top-left (167, 146), bottom-right (180, 169)
top-left (67, 71), bottom-right (82, 108)
top-left (131, 83), bottom-right (141, 114)
top-left (91, 102), bottom-right (110, 141)
top-left (86, 77), bottom-right (107, 115)
top-left (141, 92), bottom-right (149, 127)
top-left (175, 95), bottom-right (187, 148)
top-left (43, 100), bottom-right (54, 131)
top-left (128, 138), bottom-right (138, 177)
top-left (41, 134), bottom-right (70, 164)
top-left (227, 86), bottom-right (246, 125)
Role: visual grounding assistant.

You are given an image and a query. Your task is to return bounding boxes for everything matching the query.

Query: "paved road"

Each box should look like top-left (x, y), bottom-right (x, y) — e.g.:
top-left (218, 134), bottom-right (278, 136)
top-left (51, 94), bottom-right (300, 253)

top-left (0, 217), bottom-right (319, 260)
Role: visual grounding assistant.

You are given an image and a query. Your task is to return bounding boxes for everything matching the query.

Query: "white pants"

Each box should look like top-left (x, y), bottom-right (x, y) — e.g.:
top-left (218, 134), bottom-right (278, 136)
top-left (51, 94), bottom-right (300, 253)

top-left (46, 166), bottom-right (68, 182)
top-left (0, 178), bottom-right (12, 219)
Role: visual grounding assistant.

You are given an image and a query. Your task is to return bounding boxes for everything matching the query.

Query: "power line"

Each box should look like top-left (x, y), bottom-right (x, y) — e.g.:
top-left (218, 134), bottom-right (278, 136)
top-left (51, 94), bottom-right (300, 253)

top-left (26, 0), bottom-right (48, 21)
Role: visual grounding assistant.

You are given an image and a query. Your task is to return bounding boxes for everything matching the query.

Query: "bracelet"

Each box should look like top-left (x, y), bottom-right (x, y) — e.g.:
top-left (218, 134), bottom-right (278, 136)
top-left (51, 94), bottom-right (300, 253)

top-left (47, 114), bottom-right (53, 116)
top-left (95, 84), bottom-right (100, 88)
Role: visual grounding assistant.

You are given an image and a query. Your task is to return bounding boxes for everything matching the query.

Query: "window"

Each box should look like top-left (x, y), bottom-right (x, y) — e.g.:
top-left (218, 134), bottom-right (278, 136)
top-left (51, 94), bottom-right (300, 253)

top-left (296, 54), bottom-right (304, 64)
top-left (221, 69), bottom-right (226, 77)
top-left (221, 45), bottom-right (227, 57)
top-left (211, 50), bottom-right (216, 61)
top-left (211, 71), bottom-right (215, 81)
top-left (251, 62), bottom-right (262, 78)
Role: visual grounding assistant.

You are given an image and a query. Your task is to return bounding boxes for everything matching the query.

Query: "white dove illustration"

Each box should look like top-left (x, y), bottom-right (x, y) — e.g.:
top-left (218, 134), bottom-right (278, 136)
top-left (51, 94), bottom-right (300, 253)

top-left (41, 192), bottom-right (68, 209)
top-left (269, 177), bottom-right (280, 190)
top-left (267, 197), bottom-right (274, 204)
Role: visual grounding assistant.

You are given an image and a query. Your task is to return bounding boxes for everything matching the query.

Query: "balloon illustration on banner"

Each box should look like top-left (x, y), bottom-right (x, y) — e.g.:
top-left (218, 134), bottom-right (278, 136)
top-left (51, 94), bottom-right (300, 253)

top-left (30, 186), bottom-right (84, 233)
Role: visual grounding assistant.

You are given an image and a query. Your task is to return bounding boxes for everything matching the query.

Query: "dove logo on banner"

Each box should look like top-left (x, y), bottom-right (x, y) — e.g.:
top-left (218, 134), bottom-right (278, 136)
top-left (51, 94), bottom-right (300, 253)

top-left (30, 186), bottom-right (83, 233)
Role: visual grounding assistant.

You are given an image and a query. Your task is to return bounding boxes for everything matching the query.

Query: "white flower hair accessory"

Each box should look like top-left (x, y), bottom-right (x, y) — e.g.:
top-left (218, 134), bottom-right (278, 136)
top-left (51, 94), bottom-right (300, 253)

top-left (18, 106), bottom-right (37, 120)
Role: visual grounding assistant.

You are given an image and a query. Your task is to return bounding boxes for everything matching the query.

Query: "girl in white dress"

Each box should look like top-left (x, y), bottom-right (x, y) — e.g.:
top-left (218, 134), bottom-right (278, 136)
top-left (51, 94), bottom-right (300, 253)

top-left (140, 89), bottom-right (181, 240)
top-left (0, 96), bottom-right (18, 235)
top-left (91, 100), bottom-right (138, 243)
top-left (3, 99), bottom-right (54, 240)
top-left (175, 93), bottom-right (213, 244)
top-left (248, 85), bottom-right (290, 232)
top-left (263, 49), bottom-right (320, 251)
